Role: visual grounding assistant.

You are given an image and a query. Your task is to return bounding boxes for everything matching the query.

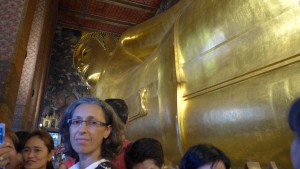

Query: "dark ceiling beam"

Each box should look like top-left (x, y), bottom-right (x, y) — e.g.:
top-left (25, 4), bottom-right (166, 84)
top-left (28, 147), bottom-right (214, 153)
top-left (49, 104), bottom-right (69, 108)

top-left (103, 0), bottom-right (157, 12)
top-left (58, 8), bottom-right (135, 27)
top-left (57, 23), bottom-right (122, 36)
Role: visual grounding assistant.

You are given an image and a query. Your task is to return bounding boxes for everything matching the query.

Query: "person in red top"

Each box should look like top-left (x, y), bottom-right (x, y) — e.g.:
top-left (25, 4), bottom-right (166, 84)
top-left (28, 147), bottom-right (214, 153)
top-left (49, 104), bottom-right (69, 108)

top-left (59, 157), bottom-right (76, 169)
top-left (112, 139), bottom-right (131, 169)
top-left (105, 99), bottom-right (131, 169)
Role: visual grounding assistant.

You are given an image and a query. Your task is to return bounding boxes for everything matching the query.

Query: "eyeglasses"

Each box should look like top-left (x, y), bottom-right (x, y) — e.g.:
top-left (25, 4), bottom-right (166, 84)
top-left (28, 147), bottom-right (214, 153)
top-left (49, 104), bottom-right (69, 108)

top-left (67, 119), bottom-right (107, 128)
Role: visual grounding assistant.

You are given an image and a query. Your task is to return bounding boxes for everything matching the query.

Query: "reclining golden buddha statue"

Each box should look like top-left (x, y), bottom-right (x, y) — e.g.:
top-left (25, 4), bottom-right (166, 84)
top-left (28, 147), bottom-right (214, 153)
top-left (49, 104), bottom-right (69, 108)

top-left (74, 0), bottom-right (300, 168)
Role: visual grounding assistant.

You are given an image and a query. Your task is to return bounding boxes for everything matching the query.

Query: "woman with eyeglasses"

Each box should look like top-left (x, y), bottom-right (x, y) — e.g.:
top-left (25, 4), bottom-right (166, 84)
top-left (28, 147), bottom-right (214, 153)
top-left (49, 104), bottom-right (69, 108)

top-left (59, 97), bottom-right (124, 169)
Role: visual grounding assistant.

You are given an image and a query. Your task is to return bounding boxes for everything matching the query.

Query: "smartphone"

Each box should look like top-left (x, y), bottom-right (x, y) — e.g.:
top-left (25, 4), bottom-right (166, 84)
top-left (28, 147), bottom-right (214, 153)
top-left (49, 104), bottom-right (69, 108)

top-left (0, 123), bottom-right (5, 169)
top-left (0, 123), bottom-right (4, 144)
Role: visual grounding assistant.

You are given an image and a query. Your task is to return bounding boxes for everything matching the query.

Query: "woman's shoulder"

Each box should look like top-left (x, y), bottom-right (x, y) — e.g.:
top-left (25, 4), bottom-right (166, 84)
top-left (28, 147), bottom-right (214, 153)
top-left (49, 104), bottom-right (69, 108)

top-left (95, 160), bottom-right (117, 169)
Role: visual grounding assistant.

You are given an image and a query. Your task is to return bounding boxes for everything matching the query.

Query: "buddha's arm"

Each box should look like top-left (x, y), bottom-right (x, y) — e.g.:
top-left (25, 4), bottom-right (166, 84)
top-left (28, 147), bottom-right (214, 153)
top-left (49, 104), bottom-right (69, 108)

top-left (117, 0), bottom-right (191, 61)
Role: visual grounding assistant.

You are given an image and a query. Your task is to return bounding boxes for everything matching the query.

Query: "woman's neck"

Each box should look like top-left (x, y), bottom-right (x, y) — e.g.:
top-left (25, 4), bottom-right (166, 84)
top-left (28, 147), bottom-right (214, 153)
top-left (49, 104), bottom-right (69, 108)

top-left (78, 153), bottom-right (102, 169)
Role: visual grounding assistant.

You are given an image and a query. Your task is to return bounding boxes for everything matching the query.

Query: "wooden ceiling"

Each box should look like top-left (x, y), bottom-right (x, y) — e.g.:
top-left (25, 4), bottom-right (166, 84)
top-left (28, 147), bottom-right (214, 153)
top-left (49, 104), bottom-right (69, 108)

top-left (57, 0), bottom-right (163, 36)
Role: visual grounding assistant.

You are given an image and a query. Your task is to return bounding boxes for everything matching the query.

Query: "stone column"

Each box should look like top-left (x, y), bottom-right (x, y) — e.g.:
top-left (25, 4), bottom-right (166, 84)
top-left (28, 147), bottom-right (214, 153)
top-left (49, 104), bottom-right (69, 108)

top-left (13, 0), bottom-right (58, 130)
top-left (0, 0), bottom-right (37, 127)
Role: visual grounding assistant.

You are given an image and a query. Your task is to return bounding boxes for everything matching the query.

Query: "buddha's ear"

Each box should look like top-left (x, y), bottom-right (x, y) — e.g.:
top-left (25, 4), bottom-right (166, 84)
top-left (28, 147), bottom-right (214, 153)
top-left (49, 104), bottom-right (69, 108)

top-left (103, 34), bottom-right (117, 52)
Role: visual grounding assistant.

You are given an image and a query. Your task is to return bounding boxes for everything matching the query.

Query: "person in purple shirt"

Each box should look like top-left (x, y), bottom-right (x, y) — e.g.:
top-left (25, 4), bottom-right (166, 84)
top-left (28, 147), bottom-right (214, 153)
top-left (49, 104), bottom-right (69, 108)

top-left (288, 98), bottom-right (300, 169)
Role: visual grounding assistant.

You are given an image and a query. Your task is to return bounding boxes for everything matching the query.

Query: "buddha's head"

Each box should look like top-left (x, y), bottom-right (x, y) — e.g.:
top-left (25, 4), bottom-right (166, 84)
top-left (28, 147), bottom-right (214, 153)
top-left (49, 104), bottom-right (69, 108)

top-left (73, 32), bottom-right (117, 91)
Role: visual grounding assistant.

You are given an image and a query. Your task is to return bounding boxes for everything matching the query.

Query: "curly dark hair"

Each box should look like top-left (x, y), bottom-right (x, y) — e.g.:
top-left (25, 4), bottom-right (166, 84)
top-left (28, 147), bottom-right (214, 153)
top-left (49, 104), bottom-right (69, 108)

top-left (125, 138), bottom-right (164, 169)
top-left (58, 97), bottom-right (124, 161)
top-left (105, 98), bottom-right (128, 124)
top-left (179, 144), bottom-right (231, 169)
top-left (15, 130), bottom-right (30, 152)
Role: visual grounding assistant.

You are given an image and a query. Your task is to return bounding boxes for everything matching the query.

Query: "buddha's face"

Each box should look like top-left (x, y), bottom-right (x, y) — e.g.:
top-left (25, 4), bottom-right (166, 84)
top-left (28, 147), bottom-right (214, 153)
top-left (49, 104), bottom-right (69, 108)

top-left (74, 37), bottom-right (109, 90)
